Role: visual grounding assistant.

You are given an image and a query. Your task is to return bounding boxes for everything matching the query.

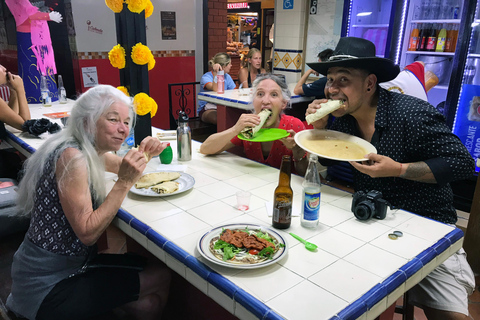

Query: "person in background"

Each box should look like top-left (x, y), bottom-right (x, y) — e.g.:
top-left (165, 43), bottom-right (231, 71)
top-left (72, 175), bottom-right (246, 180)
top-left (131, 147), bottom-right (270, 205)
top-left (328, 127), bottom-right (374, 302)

top-left (7, 85), bottom-right (171, 320)
top-left (198, 52), bottom-right (236, 125)
top-left (238, 48), bottom-right (266, 88)
top-left (380, 60), bottom-right (428, 101)
top-left (0, 64), bottom-right (30, 179)
top-left (306, 37), bottom-right (475, 320)
top-left (200, 74), bottom-right (307, 175)
top-left (293, 48), bottom-right (333, 98)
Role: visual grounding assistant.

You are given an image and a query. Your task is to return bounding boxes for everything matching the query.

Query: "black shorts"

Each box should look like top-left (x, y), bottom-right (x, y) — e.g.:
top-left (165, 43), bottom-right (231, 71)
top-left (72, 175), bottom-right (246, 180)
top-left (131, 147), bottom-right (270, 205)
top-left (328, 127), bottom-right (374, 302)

top-left (36, 261), bottom-right (142, 320)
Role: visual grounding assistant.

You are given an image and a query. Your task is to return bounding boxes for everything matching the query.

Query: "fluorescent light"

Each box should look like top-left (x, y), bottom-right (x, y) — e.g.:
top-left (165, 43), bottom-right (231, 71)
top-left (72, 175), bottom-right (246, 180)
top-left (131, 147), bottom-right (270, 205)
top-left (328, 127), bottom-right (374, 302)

top-left (357, 12), bottom-right (372, 16)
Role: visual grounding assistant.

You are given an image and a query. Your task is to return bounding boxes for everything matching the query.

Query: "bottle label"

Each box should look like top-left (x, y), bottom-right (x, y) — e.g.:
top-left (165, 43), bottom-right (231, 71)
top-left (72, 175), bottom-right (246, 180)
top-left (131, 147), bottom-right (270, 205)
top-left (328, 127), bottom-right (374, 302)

top-left (408, 37), bottom-right (417, 50)
top-left (436, 38), bottom-right (446, 51)
top-left (303, 191), bottom-right (320, 221)
top-left (426, 37), bottom-right (436, 50)
top-left (273, 201), bottom-right (292, 224)
top-left (125, 133), bottom-right (135, 147)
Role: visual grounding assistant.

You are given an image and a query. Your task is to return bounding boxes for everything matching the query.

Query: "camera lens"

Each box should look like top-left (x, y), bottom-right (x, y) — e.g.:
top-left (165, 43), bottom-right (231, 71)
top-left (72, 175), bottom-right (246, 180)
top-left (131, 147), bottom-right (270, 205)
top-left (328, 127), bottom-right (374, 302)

top-left (354, 201), bottom-right (375, 220)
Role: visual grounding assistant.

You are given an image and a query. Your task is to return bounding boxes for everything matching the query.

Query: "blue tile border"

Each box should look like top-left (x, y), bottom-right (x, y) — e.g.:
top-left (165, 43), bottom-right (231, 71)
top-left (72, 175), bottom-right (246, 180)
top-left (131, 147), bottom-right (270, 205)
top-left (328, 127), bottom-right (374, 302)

top-left (432, 237), bottom-right (451, 256)
top-left (361, 283), bottom-right (388, 309)
top-left (234, 288), bottom-right (272, 319)
top-left (6, 132), bottom-right (36, 154)
top-left (207, 272), bottom-right (238, 299)
top-left (163, 241), bottom-right (190, 264)
top-left (335, 299), bottom-right (367, 320)
top-left (116, 208), bottom-right (135, 224)
top-left (274, 49), bottom-right (303, 53)
top-left (382, 270), bottom-right (407, 295)
top-left (399, 258), bottom-right (423, 279)
top-left (145, 228), bottom-right (169, 248)
top-left (272, 67), bottom-right (302, 73)
top-left (130, 218), bottom-right (150, 235)
top-left (184, 256), bottom-right (212, 280)
top-left (444, 228), bottom-right (463, 245)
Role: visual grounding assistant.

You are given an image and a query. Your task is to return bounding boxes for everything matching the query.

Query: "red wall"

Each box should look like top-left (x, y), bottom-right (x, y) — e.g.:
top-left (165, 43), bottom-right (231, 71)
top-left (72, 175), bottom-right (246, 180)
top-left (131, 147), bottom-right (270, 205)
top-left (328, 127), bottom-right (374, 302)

top-left (76, 56), bottom-right (196, 130)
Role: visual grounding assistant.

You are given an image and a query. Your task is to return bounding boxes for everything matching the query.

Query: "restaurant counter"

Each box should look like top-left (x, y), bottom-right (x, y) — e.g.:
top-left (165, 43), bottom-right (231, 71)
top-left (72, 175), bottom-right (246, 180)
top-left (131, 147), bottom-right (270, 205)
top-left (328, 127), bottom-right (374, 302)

top-left (5, 102), bottom-right (465, 320)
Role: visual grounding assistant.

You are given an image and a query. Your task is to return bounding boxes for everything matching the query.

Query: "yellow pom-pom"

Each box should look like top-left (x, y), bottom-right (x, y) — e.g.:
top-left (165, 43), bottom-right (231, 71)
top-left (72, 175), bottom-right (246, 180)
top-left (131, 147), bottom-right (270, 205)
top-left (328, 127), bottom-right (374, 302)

top-left (117, 86), bottom-right (129, 96)
top-left (131, 43), bottom-right (153, 65)
top-left (148, 56), bottom-right (156, 71)
top-left (145, 1), bottom-right (154, 18)
top-left (108, 44), bottom-right (126, 69)
top-left (125, 0), bottom-right (148, 13)
top-left (105, 0), bottom-right (124, 13)
top-left (133, 92), bottom-right (152, 116)
top-left (150, 97), bottom-right (158, 117)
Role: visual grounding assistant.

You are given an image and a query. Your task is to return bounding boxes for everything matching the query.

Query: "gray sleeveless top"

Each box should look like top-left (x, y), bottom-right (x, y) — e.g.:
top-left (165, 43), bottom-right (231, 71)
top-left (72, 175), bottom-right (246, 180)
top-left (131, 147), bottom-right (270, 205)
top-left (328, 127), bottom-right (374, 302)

top-left (7, 143), bottom-right (97, 320)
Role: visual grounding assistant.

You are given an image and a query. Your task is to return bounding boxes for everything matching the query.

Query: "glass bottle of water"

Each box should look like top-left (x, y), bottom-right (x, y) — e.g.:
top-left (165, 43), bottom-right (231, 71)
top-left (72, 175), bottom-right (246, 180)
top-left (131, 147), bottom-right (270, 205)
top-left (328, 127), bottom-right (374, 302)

top-left (301, 154), bottom-right (321, 228)
top-left (40, 76), bottom-right (51, 106)
top-left (57, 75), bottom-right (67, 104)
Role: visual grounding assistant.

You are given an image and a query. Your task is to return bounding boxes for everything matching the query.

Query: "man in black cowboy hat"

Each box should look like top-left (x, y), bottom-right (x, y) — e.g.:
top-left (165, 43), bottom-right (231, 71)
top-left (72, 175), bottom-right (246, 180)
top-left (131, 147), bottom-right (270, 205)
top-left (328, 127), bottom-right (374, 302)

top-left (306, 37), bottom-right (475, 319)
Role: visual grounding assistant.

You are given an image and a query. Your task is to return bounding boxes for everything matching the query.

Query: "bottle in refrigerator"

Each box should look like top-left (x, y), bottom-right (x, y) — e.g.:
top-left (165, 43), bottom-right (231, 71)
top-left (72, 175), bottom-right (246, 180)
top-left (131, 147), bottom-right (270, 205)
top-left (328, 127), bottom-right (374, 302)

top-left (426, 24), bottom-right (438, 52)
top-left (435, 25), bottom-right (447, 52)
top-left (421, 0), bottom-right (433, 20)
top-left (408, 23), bottom-right (419, 51)
top-left (431, 0), bottom-right (441, 19)
top-left (301, 154), bottom-right (321, 228)
top-left (417, 24), bottom-right (427, 51)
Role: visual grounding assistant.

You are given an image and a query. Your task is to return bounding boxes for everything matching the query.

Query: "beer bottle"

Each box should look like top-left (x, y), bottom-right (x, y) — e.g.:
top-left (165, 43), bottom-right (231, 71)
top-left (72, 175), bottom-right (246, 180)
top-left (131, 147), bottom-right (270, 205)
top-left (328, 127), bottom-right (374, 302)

top-left (272, 155), bottom-right (293, 229)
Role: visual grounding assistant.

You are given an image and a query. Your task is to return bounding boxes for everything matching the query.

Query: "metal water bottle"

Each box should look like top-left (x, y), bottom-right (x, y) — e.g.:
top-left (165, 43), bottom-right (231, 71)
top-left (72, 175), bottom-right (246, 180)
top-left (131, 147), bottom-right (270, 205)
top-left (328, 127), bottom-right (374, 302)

top-left (177, 111), bottom-right (192, 161)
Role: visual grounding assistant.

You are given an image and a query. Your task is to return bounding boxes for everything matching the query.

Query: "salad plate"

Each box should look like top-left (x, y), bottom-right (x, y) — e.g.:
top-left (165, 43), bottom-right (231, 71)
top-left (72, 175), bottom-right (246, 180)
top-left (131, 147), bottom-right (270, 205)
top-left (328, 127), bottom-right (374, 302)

top-left (197, 223), bottom-right (288, 269)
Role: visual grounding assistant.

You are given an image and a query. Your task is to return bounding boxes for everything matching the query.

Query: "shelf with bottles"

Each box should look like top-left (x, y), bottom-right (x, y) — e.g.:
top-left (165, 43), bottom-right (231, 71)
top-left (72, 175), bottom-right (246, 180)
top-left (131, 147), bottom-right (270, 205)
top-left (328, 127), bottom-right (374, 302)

top-left (411, 19), bottom-right (460, 24)
top-left (406, 51), bottom-right (454, 56)
top-left (351, 24), bottom-right (389, 28)
top-left (468, 54), bottom-right (480, 59)
top-left (406, 22), bottom-right (458, 53)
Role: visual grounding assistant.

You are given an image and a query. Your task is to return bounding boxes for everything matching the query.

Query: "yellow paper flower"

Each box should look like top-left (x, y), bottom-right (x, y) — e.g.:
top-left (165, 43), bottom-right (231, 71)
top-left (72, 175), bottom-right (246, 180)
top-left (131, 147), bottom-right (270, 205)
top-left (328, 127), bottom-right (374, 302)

top-left (131, 43), bottom-right (153, 65)
top-left (125, 0), bottom-right (148, 13)
top-left (148, 56), bottom-right (155, 71)
top-left (117, 86), bottom-right (129, 96)
top-left (108, 44), bottom-right (126, 69)
top-left (105, 0), bottom-right (124, 13)
top-left (145, 1), bottom-right (154, 18)
top-left (133, 92), bottom-right (157, 117)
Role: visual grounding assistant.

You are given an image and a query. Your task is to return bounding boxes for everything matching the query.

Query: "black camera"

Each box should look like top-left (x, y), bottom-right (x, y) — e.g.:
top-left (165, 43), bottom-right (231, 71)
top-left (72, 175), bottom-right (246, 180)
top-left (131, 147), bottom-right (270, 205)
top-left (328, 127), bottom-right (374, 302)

top-left (351, 190), bottom-right (389, 221)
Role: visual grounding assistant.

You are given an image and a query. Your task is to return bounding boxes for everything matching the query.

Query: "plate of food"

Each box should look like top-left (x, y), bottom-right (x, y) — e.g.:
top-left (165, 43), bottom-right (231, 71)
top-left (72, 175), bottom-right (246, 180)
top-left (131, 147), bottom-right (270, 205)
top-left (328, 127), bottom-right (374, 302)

top-left (294, 129), bottom-right (377, 162)
top-left (197, 223), bottom-right (288, 269)
top-left (130, 171), bottom-right (195, 197)
top-left (156, 130), bottom-right (176, 140)
top-left (238, 128), bottom-right (289, 142)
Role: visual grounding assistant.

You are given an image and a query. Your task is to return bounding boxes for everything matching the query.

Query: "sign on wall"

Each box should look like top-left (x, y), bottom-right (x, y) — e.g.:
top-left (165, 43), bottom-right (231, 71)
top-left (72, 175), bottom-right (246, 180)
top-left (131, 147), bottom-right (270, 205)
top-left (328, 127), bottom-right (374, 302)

top-left (310, 0), bottom-right (318, 14)
top-left (161, 11), bottom-right (177, 40)
top-left (81, 67), bottom-right (98, 88)
top-left (283, 0), bottom-right (294, 10)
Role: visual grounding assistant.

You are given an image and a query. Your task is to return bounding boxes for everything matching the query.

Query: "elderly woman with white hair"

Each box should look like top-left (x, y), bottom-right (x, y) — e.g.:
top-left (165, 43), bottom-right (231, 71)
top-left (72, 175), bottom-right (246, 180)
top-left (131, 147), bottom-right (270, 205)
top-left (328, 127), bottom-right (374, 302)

top-left (7, 85), bottom-right (171, 320)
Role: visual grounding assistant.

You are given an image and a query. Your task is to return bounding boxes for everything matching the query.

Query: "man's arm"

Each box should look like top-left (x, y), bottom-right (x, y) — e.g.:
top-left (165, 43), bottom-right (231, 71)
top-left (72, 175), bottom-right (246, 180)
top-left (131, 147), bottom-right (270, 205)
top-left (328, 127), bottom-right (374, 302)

top-left (293, 69), bottom-right (316, 95)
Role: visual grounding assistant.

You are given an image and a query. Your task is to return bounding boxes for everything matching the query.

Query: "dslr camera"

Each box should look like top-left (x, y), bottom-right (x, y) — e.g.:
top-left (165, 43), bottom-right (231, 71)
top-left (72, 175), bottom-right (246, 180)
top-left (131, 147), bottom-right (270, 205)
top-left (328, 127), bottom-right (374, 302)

top-left (351, 190), bottom-right (389, 221)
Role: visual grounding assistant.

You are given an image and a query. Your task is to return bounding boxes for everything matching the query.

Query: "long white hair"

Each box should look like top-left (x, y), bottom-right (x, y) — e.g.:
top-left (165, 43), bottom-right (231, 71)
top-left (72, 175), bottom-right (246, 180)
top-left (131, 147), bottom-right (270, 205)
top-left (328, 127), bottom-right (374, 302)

top-left (17, 85), bottom-right (134, 216)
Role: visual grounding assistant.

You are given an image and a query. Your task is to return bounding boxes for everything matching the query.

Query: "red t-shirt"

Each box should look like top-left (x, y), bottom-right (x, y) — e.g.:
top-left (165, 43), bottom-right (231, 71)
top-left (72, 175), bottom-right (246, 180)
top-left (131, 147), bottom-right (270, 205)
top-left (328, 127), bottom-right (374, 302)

top-left (231, 115), bottom-right (305, 171)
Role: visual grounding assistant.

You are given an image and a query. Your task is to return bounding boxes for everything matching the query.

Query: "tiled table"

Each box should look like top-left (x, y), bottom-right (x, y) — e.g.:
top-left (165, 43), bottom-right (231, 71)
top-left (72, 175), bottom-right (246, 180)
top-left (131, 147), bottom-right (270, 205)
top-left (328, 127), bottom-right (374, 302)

top-left (6, 109), bottom-right (464, 320)
top-left (198, 84), bottom-right (313, 132)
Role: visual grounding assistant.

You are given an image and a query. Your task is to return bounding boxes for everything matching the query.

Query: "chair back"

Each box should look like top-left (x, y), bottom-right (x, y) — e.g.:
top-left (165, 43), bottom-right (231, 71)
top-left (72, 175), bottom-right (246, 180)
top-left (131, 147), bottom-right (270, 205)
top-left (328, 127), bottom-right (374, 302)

top-left (168, 82), bottom-right (200, 130)
top-left (0, 85), bottom-right (10, 102)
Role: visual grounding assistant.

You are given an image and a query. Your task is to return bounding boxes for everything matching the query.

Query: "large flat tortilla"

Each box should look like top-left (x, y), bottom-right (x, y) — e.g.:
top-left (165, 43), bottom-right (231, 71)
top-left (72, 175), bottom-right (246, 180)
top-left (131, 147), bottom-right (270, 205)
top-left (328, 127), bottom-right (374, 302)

top-left (151, 181), bottom-right (179, 194)
top-left (306, 100), bottom-right (344, 125)
top-left (241, 109), bottom-right (272, 139)
top-left (135, 172), bottom-right (181, 189)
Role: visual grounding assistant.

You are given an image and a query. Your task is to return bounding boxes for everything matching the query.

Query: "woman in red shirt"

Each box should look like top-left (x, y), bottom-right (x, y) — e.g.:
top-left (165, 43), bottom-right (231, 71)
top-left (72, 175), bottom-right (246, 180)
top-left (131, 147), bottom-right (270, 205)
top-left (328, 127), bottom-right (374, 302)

top-left (200, 74), bottom-right (307, 175)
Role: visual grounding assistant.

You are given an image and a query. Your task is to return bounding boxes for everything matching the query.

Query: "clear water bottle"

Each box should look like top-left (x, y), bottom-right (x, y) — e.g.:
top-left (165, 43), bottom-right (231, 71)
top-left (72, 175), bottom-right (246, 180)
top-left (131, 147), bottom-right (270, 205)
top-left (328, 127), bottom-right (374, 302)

top-left (421, 0), bottom-right (433, 20)
top-left (301, 154), bottom-right (321, 228)
top-left (431, 0), bottom-right (441, 19)
top-left (177, 111), bottom-right (192, 161)
top-left (57, 74), bottom-right (67, 104)
top-left (116, 129), bottom-right (134, 157)
top-left (40, 75), bottom-right (51, 106)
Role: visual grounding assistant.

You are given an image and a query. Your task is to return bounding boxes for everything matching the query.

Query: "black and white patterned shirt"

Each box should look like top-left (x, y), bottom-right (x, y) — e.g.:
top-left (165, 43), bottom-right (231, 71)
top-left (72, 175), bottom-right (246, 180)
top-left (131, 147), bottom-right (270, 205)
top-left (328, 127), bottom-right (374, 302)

top-left (328, 88), bottom-right (474, 224)
top-left (27, 143), bottom-right (92, 256)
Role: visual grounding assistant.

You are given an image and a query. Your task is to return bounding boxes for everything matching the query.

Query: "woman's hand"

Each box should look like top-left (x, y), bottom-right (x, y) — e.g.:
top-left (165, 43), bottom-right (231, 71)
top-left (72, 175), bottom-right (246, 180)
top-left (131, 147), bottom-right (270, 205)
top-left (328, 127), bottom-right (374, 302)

top-left (306, 99), bottom-right (329, 129)
top-left (349, 153), bottom-right (402, 178)
top-left (212, 63), bottom-right (223, 74)
top-left (6, 73), bottom-right (25, 93)
top-left (280, 129), bottom-right (297, 150)
top-left (117, 149), bottom-right (147, 186)
top-left (138, 136), bottom-right (166, 159)
top-left (232, 113), bottom-right (260, 134)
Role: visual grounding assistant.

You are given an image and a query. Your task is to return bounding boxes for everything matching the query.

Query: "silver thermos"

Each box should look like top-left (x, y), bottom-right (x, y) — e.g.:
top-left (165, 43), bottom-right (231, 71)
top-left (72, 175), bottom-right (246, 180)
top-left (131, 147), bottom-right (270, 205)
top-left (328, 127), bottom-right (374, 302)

top-left (177, 111), bottom-right (192, 161)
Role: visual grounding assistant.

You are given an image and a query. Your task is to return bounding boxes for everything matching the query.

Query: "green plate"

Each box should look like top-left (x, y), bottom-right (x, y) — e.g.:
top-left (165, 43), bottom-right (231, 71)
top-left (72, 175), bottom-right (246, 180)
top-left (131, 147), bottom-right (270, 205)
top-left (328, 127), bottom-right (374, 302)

top-left (238, 128), bottom-right (290, 142)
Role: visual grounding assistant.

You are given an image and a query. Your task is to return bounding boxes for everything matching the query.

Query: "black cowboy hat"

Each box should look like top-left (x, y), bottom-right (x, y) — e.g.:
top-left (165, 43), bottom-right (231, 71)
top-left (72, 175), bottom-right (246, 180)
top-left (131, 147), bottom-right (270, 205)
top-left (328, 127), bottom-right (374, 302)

top-left (307, 37), bottom-right (400, 83)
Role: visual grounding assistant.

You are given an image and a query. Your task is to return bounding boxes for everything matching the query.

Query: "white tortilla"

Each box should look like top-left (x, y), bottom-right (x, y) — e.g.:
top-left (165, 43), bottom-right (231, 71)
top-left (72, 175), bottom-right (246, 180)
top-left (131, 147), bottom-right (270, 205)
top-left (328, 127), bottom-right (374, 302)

top-left (135, 172), bottom-right (181, 189)
top-left (241, 109), bottom-right (272, 139)
top-left (132, 147), bottom-right (152, 162)
top-left (151, 181), bottom-right (179, 194)
top-left (306, 100), bottom-right (344, 125)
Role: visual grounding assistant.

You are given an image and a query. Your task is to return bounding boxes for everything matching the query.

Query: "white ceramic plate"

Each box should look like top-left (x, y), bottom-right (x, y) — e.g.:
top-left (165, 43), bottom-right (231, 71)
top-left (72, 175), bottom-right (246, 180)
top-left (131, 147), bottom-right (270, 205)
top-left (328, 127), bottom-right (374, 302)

top-left (294, 129), bottom-right (377, 162)
top-left (129, 171), bottom-right (195, 197)
top-left (197, 223), bottom-right (288, 269)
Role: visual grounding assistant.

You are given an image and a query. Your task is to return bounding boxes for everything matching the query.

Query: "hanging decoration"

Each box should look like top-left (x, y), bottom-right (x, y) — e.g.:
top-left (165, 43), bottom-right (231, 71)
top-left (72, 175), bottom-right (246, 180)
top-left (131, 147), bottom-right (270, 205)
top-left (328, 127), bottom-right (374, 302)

top-left (145, 1), bottom-right (154, 18)
top-left (106, 0), bottom-right (154, 18)
top-left (108, 44), bottom-right (126, 69)
top-left (125, 0), bottom-right (149, 13)
top-left (131, 43), bottom-right (153, 65)
top-left (105, 0), bottom-right (124, 13)
top-left (133, 92), bottom-right (158, 117)
top-left (117, 86), bottom-right (129, 96)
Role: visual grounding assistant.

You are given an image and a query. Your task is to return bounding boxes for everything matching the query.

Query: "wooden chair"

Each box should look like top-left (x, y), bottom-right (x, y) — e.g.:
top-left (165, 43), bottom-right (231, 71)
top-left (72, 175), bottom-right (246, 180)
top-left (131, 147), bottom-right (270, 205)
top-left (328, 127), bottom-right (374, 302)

top-left (168, 82), bottom-right (217, 141)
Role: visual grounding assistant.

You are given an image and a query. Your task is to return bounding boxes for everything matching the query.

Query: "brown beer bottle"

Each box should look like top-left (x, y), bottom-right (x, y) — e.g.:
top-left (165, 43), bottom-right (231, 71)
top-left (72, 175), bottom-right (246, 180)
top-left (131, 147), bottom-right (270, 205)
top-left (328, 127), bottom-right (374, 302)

top-left (272, 155), bottom-right (293, 229)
